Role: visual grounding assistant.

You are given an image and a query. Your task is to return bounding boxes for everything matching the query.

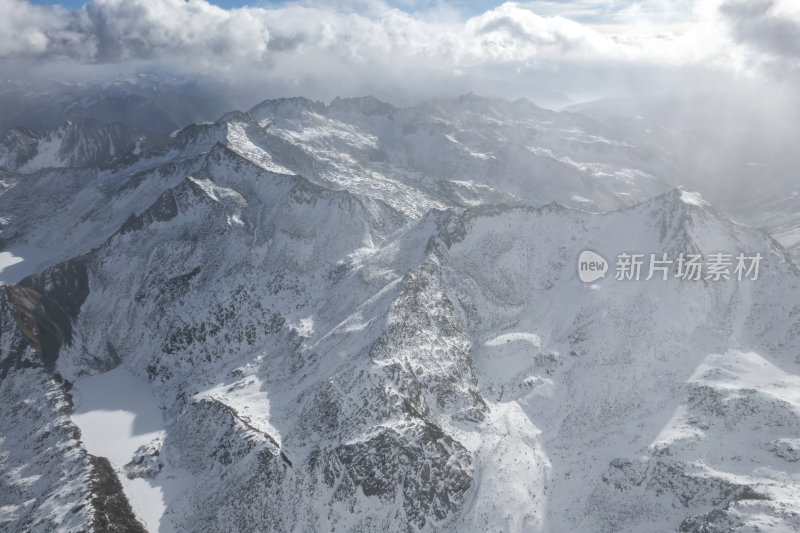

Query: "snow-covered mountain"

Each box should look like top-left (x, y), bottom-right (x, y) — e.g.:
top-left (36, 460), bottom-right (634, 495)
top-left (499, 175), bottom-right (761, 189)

top-left (1, 94), bottom-right (799, 533)
top-left (0, 94), bottom-right (679, 263)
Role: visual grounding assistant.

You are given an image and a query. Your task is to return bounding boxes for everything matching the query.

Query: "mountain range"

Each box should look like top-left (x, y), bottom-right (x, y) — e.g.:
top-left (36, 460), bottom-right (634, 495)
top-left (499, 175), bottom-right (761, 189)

top-left (1, 91), bottom-right (799, 532)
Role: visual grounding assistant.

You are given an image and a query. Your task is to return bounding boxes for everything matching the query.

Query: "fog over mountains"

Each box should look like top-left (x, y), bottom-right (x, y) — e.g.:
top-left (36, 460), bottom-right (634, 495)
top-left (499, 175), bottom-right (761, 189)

top-left (2, 0), bottom-right (800, 532)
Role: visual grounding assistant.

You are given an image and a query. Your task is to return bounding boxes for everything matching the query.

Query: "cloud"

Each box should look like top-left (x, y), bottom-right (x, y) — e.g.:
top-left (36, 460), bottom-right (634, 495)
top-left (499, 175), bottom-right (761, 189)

top-left (0, 0), bottom-right (274, 64)
top-left (0, 0), bottom-right (796, 105)
top-left (0, 0), bottom-right (86, 57)
top-left (721, 0), bottom-right (800, 55)
top-left (465, 4), bottom-right (614, 60)
top-left (521, 0), bottom-right (695, 25)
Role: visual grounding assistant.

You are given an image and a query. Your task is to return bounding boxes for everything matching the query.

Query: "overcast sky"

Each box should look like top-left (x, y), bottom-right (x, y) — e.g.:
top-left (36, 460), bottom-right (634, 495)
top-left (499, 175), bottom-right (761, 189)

top-left (2, 0), bottom-right (799, 106)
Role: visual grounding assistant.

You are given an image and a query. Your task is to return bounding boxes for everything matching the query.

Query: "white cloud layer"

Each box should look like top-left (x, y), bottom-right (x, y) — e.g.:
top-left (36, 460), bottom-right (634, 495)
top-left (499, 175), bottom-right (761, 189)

top-left (0, 0), bottom-right (798, 103)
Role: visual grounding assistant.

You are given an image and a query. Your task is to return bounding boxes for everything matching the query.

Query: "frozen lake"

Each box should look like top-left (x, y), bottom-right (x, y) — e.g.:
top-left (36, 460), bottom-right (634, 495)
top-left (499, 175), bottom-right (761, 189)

top-left (70, 366), bottom-right (181, 532)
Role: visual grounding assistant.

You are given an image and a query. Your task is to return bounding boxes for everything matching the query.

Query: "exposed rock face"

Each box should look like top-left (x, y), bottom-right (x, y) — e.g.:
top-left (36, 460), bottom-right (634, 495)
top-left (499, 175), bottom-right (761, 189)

top-left (5, 257), bottom-right (89, 368)
top-left (89, 456), bottom-right (148, 533)
top-left (123, 438), bottom-right (164, 480)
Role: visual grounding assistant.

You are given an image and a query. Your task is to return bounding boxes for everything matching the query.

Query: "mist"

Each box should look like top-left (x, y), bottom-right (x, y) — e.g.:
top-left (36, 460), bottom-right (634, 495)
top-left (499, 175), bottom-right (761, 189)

top-left (1, 0), bottom-right (798, 209)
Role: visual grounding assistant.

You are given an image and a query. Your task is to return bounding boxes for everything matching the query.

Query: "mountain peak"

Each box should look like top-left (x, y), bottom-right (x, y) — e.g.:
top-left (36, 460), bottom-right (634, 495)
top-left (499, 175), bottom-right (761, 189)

top-left (650, 187), bottom-right (711, 209)
top-left (674, 186), bottom-right (710, 207)
top-left (215, 109), bottom-right (253, 125)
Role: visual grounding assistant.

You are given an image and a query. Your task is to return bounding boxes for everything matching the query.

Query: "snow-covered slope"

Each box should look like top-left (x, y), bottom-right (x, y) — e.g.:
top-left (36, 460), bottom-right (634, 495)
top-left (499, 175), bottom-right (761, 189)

top-left (1, 94), bottom-right (799, 533)
top-left (437, 191), bottom-right (800, 532)
top-left (251, 94), bottom-right (673, 212)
